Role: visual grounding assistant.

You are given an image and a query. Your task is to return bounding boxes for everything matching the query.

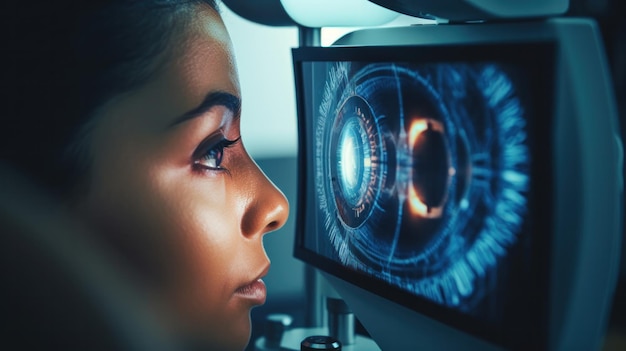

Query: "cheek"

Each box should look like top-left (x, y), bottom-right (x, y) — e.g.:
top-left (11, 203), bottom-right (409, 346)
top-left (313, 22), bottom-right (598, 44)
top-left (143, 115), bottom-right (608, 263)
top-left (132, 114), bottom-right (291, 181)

top-left (82, 130), bottom-right (258, 348)
top-left (82, 165), bottom-right (238, 305)
top-left (171, 189), bottom-right (239, 298)
top-left (145, 177), bottom-right (255, 347)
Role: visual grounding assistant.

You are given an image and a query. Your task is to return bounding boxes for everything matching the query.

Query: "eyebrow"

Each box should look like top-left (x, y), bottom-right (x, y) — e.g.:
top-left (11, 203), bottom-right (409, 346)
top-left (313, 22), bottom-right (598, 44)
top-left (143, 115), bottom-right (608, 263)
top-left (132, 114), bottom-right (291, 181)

top-left (171, 91), bottom-right (241, 126)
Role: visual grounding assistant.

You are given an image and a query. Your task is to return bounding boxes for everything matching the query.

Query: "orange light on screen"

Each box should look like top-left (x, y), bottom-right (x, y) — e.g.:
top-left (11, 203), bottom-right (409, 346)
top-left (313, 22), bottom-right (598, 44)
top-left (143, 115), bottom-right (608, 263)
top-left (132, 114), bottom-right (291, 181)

top-left (407, 118), bottom-right (446, 218)
top-left (408, 119), bottom-right (429, 147)
top-left (408, 183), bottom-right (444, 218)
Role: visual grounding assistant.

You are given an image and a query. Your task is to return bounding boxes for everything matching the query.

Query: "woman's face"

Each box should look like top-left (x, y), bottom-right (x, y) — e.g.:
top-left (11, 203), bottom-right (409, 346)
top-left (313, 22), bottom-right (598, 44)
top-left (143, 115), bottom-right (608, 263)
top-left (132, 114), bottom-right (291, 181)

top-left (77, 5), bottom-right (289, 350)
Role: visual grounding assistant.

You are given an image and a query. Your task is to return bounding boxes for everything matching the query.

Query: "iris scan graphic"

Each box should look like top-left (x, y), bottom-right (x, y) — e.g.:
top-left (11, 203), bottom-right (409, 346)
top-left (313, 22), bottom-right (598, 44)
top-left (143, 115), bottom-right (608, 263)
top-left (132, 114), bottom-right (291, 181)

top-left (311, 62), bottom-right (531, 315)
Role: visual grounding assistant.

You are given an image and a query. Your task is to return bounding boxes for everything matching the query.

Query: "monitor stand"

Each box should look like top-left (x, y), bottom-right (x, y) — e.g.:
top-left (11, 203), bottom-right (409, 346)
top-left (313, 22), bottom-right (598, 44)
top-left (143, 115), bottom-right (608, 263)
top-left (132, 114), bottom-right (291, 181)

top-left (254, 327), bottom-right (380, 351)
top-left (254, 297), bottom-right (381, 351)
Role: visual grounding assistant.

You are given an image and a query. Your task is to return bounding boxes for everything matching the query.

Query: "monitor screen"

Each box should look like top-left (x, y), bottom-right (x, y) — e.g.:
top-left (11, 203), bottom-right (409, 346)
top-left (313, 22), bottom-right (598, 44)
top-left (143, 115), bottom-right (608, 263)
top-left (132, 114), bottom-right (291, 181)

top-left (293, 42), bottom-right (556, 349)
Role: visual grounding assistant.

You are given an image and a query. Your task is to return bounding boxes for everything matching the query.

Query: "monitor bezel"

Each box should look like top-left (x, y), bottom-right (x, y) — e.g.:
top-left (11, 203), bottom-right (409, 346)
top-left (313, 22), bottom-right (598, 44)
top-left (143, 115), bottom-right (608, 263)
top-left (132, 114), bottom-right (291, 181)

top-left (293, 42), bottom-right (556, 350)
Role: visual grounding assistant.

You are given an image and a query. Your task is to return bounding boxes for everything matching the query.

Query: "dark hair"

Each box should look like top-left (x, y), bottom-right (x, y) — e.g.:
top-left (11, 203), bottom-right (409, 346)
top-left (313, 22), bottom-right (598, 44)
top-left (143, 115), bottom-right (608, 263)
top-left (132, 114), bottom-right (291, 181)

top-left (0, 0), bottom-right (218, 197)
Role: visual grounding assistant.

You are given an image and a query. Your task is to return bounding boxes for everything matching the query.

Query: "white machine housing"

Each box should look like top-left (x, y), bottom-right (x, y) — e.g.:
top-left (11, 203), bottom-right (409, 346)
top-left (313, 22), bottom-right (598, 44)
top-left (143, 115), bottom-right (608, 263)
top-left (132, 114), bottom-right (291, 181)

top-left (368, 0), bottom-right (569, 22)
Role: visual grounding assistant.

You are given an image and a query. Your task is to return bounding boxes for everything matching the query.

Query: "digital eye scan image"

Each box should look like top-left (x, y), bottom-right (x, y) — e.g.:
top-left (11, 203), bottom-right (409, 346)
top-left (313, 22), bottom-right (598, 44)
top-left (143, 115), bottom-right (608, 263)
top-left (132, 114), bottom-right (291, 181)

top-left (304, 61), bottom-right (536, 324)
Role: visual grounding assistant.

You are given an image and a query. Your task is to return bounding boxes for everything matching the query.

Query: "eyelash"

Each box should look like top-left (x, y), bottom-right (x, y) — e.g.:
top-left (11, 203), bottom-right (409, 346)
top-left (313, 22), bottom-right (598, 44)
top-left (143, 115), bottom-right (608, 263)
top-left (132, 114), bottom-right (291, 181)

top-left (193, 136), bottom-right (241, 172)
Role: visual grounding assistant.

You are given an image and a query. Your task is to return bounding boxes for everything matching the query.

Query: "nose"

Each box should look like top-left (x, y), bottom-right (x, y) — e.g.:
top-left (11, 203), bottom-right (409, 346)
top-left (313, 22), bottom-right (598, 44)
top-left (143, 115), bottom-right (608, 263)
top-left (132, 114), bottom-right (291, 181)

top-left (240, 158), bottom-right (289, 238)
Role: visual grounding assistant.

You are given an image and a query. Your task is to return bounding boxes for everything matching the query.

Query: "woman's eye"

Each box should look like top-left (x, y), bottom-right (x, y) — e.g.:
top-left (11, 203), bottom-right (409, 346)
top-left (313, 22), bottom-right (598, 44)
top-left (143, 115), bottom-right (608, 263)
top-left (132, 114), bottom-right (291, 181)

top-left (193, 137), bottom-right (240, 171)
top-left (200, 148), bottom-right (223, 169)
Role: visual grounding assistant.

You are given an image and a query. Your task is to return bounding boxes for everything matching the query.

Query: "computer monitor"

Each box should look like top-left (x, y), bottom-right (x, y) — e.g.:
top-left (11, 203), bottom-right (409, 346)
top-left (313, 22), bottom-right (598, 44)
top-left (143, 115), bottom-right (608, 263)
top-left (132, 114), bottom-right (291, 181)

top-left (293, 18), bottom-right (622, 351)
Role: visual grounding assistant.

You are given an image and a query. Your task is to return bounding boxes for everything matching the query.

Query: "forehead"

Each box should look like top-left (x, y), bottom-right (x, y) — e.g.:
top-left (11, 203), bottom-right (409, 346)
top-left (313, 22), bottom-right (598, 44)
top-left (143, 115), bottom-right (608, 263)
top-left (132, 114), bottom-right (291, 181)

top-left (86, 6), bottom-right (242, 157)
top-left (98, 5), bottom-right (240, 132)
top-left (164, 6), bottom-right (240, 113)
top-left (175, 6), bottom-right (240, 96)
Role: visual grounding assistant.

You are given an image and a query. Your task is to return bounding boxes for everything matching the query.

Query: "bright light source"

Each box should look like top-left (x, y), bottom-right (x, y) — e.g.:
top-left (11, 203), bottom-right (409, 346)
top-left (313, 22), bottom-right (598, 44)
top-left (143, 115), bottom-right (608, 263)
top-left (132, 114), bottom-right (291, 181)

top-left (280, 0), bottom-right (399, 28)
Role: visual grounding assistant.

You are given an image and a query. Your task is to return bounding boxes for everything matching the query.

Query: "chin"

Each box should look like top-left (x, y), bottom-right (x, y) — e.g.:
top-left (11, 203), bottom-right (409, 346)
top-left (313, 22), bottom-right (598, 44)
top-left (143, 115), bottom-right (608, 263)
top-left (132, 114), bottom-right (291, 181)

top-left (179, 330), bottom-right (250, 351)
top-left (182, 310), bottom-right (252, 351)
top-left (228, 312), bottom-right (253, 351)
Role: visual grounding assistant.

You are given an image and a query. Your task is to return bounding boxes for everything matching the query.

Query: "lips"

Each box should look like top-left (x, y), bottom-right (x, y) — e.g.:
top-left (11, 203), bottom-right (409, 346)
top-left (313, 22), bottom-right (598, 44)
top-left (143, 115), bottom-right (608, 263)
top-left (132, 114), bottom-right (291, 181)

top-left (234, 278), bottom-right (267, 305)
top-left (234, 265), bottom-right (270, 305)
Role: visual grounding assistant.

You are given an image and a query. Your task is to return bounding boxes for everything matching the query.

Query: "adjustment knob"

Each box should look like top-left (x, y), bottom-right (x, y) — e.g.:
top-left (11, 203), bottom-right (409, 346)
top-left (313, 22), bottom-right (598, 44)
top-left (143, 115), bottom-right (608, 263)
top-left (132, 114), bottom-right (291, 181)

top-left (301, 335), bottom-right (342, 351)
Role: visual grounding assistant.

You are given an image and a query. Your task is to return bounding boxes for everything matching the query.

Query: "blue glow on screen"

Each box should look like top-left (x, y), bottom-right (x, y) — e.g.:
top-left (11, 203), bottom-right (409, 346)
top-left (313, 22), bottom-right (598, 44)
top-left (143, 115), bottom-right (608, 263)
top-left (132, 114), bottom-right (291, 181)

top-left (309, 61), bottom-right (530, 319)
